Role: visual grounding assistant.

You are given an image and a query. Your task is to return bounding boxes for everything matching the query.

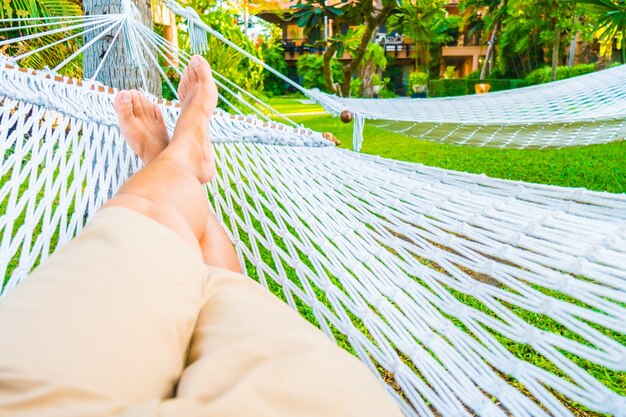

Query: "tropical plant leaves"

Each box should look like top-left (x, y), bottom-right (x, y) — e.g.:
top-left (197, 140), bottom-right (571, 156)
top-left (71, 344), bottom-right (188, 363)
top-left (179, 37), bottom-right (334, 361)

top-left (0, 0), bottom-right (83, 76)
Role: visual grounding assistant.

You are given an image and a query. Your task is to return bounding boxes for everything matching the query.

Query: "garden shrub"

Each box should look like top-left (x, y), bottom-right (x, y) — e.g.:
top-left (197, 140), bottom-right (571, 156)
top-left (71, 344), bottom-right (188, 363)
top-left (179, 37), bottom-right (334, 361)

top-left (428, 79), bottom-right (529, 97)
top-left (509, 79), bottom-right (530, 89)
top-left (525, 64), bottom-right (597, 85)
top-left (351, 78), bottom-right (363, 97)
top-left (525, 67), bottom-right (552, 85)
top-left (428, 79), bottom-right (467, 97)
top-left (428, 80), bottom-right (445, 97)
top-left (260, 34), bottom-right (289, 97)
top-left (296, 54), bottom-right (343, 92)
top-left (466, 79), bottom-right (529, 94)
top-left (379, 89), bottom-right (399, 98)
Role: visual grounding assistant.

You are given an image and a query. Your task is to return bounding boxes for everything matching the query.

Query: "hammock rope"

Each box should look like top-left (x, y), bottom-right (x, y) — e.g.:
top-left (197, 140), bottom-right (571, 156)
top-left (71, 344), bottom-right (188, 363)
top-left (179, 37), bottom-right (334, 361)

top-left (162, 0), bottom-right (626, 151)
top-left (0, 8), bottom-right (625, 417)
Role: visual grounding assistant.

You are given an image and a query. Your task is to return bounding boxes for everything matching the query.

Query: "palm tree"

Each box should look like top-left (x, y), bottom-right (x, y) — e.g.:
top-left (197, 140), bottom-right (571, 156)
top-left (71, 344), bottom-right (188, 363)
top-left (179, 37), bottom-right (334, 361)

top-left (578, 0), bottom-right (626, 63)
top-left (388, 0), bottom-right (459, 74)
top-left (1, 0), bottom-right (84, 76)
top-left (83, 0), bottom-right (160, 94)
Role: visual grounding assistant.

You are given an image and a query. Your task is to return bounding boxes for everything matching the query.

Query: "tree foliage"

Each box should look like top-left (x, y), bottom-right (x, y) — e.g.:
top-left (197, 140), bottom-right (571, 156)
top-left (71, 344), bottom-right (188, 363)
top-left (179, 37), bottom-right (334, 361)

top-left (0, 0), bottom-right (83, 76)
top-left (185, 0), bottom-right (264, 94)
top-left (292, 0), bottom-right (400, 96)
top-left (389, 0), bottom-right (461, 72)
top-left (578, 0), bottom-right (626, 62)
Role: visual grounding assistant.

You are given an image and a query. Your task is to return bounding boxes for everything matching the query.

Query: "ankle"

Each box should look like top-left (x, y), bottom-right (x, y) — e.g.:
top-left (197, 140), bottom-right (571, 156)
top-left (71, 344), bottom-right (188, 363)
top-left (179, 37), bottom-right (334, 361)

top-left (160, 141), bottom-right (204, 182)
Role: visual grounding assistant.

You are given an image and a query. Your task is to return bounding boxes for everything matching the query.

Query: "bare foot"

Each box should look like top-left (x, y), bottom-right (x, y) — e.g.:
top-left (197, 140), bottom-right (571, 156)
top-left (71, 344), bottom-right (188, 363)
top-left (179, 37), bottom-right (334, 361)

top-left (168, 55), bottom-right (218, 184)
top-left (114, 90), bottom-right (169, 165)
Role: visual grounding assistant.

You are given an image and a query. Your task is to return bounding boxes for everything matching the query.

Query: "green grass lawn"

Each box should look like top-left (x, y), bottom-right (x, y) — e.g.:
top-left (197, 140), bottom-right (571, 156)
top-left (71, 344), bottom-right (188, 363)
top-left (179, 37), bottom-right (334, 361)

top-left (266, 96), bottom-right (327, 115)
top-left (268, 96), bottom-right (626, 194)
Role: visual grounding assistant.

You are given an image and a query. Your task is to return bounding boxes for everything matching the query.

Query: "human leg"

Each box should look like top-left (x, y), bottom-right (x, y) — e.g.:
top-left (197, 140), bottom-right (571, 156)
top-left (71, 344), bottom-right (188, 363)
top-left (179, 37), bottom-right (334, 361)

top-left (0, 56), bottom-right (221, 415)
top-left (102, 56), bottom-right (218, 256)
top-left (110, 85), bottom-right (240, 273)
top-left (158, 266), bottom-right (404, 417)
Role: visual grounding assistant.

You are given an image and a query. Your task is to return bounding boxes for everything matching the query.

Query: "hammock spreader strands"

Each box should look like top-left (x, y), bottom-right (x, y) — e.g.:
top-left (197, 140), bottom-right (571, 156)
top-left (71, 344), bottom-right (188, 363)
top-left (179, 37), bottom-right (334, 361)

top-left (1, 65), bottom-right (625, 417)
top-left (307, 65), bottom-right (626, 150)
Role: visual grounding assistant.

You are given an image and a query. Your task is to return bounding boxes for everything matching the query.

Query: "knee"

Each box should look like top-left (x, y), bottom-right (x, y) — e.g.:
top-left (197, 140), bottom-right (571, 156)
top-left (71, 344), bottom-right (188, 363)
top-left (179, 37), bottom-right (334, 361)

top-left (103, 193), bottom-right (202, 257)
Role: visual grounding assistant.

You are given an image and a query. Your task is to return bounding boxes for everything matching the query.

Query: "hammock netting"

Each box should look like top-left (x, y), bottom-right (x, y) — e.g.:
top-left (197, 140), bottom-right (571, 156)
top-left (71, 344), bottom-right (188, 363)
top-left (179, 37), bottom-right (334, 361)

top-left (306, 65), bottom-right (626, 150)
top-left (1, 4), bottom-right (625, 417)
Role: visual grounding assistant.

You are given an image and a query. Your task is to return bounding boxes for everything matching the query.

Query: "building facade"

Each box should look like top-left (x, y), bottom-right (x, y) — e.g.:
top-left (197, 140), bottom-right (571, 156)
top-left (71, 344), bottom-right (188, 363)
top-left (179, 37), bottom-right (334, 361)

top-left (254, 0), bottom-right (488, 95)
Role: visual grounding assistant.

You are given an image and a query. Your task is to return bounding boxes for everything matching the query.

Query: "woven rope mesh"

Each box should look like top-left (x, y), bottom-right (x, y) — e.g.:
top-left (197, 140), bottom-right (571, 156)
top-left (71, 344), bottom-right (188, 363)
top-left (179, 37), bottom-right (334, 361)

top-left (307, 65), bottom-right (626, 149)
top-left (1, 65), bottom-right (625, 417)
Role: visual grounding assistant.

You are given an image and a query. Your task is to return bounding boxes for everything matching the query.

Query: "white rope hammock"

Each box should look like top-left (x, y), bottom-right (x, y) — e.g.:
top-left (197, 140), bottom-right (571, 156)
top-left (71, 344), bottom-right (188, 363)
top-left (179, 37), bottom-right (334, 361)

top-left (161, 0), bottom-right (626, 151)
top-left (0, 6), bottom-right (625, 417)
top-left (306, 66), bottom-right (626, 150)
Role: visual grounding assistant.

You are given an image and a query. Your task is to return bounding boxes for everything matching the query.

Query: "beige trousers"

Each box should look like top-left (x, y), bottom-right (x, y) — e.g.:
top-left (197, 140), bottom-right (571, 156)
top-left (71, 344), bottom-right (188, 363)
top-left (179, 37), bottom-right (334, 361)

top-left (0, 208), bottom-right (403, 417)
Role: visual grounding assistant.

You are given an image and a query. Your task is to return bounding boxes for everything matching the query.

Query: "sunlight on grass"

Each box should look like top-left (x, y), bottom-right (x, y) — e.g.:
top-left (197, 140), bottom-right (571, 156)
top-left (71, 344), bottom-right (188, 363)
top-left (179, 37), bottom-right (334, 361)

top-left (268, 96), bottom-right (626, 194)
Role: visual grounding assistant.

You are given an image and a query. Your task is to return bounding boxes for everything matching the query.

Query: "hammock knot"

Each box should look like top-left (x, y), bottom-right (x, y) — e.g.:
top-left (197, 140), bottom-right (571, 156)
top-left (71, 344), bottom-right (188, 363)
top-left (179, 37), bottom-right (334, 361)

top-left (184, 7), bottom-right (208, 55)
top-left (449, 304), bottom-right (468, 320)
top-left (523, 223), bottom-right (537, 235)
top-left (537, 299), bottom-right (555, 315)
top-left (418, 331), bottom-right (435, 349)
top-left (500, 359), bottom-right (524, 379)
top-left (453, 221), bottom-right (468, 235)
top-left (602, 235), bottom-right (619, 249)
top-left (482, 378), bottom-right (503, 397)
top-left (389, 359), bottom-right (402, 375)
top-left (522, 326), bottom-right (543, 346)
top-left (572, 188), bottom-right (586, 201)
top-left (465, 283), bottom-right (480, 297)
top-left (557, 276), bottom-right (572, 292)
top-left (474, 397), bottom-right (493, 415)
top-left (478, 260), bottom-right (495, 275)
top-left (495, 244), bottom-right (510, 258)
top-left (121, 0), bottom-right (141, 20)
top-left (507, 232), bottom-right (523, 246)
top-left (571, 258), bottom-right (588, 276)
top-left (584, 247), bottom-right (603, 263)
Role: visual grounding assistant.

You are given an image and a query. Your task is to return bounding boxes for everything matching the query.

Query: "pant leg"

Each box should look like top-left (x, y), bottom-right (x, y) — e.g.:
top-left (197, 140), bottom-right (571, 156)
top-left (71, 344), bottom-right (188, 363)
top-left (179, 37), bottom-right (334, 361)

top-left (0, 208), bottom-right (209, 417)
top-left (158, 267), bottom-right (404, 417)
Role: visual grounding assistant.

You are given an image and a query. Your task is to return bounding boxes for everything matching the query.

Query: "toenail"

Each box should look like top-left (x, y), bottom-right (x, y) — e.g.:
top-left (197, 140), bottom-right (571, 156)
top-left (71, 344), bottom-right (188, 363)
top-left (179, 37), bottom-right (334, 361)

top-left (191, 55), bottom-right (202, 67)
top-left (119, 91), bottom-right (131, 104)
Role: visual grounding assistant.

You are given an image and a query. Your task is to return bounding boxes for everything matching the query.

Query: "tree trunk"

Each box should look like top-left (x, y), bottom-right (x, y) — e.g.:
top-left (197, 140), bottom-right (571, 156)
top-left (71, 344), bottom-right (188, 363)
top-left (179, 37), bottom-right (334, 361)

top-left (568, 12), bottom-right (578, 67)
top-left (83, 0), bottom-right (161, 95)
top-left (480, 0), bottom-right (505, 80)
top-left (623, 23), bottom-right (626, 64)
top-left (568, 32), bottom-right (578, 67)
top-left (359, 59), bottom-right (376, 97)
top-left (338, 1), bottom-right (395, 97)
top-left (340, 18), bottom-right (378, 96)
top-left (322, 43), bottom-right (338, 93)
top-left (480, 22), bottom-right (497, 80)
top-left (551, 24), bottom-right (560, 81)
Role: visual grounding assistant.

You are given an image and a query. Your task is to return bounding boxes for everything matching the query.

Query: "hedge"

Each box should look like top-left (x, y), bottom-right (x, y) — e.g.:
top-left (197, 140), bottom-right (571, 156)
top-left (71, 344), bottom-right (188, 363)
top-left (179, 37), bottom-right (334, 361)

top-left (525, 64), bottom-right (596, 85)
top-left (428, 79), bottom-right (529, 97)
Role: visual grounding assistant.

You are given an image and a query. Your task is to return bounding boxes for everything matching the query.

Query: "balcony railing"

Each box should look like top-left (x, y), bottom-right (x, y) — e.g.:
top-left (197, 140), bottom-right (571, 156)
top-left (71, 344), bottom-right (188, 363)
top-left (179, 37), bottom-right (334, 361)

top-left (282, 40), bottom-right (324, 56)
top-left (280, 32), bottom-right (483, 60)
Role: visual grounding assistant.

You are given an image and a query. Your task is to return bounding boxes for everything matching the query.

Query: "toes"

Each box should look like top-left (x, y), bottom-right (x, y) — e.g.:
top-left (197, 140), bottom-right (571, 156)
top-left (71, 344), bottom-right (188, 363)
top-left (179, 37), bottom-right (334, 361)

top-left (190, 55), bottom-right (211, 82)
top-left (187, 60), bottom-right (198, 84)
top-left (139, 93), bottom-right (153, 118)
top-left (152, 104), bottom-right (165, 127)
top-left (178, 68), bottom-right (189, 100)
top-left (113, 90), bottom-right (133, 120)
top-left (153, 103), bottom-right (163, 122)
top-left (130, 90), bottom-right (144, 118)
